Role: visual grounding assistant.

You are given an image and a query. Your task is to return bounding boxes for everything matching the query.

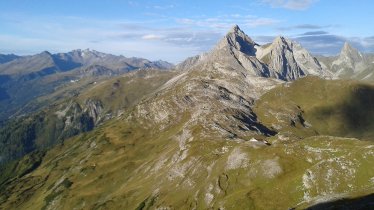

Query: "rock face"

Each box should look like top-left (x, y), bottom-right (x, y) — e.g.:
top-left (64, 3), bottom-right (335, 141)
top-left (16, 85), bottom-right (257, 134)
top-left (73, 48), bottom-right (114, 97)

top-left (179, 25), bottom-right (331, 81)
top-left (176, 54), bottom-right (205, 71)
top-left (209, 25), bottom-right (273, 78)
top-left (256, 36), bottom-right (329, 80)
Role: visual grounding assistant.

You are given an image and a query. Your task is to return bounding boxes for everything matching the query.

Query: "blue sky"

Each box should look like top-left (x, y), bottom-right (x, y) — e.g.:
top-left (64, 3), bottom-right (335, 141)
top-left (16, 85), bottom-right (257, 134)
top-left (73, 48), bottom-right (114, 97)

top-left (0, 0), bottom-right (373, 63)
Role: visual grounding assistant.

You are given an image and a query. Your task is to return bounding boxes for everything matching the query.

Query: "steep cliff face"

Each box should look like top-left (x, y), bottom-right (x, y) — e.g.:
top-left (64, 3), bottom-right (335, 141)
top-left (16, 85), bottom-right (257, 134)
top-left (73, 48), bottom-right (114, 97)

top-left (256, 36), bottom-right (330, 80)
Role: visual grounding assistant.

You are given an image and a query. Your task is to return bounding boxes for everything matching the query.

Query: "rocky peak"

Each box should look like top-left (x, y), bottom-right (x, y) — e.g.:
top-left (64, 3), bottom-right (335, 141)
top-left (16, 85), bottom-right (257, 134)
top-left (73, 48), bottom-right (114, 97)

top-left (38, 51), bottom-right (53, 57)
top-left (332, 42), bottom-right (364, 71)
top-left (228, 24), bottom-right (241, 34)
top-left (215, 25), bottom-right (257, 56)
top-left (256, 35), bottom-right (329, 80)
top-left (340, 42), bottom-right (363, 62)
top-left (273, 36), bottom-right (293, 48)
top-left (179, 25), bottom-right (330, 80)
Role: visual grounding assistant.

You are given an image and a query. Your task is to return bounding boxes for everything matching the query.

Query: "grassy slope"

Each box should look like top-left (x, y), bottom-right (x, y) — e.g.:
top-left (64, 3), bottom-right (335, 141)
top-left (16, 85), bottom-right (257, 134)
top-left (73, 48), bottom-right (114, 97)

top-left (0, 76), bottom-right (373, 210)
top-left (0, 70), bottom-right (177, 167)
top-left (77, 69), bottom-right (177, 114)
top-left (254, 76), bottom-right (374, 141)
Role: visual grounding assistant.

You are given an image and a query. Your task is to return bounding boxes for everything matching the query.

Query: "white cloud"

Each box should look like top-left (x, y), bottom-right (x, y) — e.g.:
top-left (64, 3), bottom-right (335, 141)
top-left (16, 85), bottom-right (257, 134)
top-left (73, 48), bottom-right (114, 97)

top-left (141, 34), bottom-right (163, 40)
top-left (152, 4), bottom-right (174, 10)
top-left (262, 0), bottom-right (317, 10)
top-left (0, 15), bottom-right (223, 63)
top-left (244, 18), bottom-right (280, 27)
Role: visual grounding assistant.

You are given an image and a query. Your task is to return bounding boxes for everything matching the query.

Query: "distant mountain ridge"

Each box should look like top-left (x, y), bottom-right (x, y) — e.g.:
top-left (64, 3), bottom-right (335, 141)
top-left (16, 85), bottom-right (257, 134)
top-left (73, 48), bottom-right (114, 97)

top-left (0, 49), bottom-right (174, 76)
top-left (0, 49), bottom-right (174, 123)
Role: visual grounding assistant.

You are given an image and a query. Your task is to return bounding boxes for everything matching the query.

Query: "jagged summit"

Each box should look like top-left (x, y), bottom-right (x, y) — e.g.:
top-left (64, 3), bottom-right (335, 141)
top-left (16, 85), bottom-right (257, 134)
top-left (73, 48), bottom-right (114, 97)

top-left (340, 42), bottom-right (363, 62)
top-left (274, 35), bottom-right (287, 42)
top-left (215, 25), bottom-right (257, 55)
top-left (273, 36), bottom-right (294, 47)
top-left (256, 34), bottom-right (328, 80)
top-left (228, 24), bottom-right (241, 33)
top-left (342, 42), bottom-right (355, 51)
top-left (180, 25), bottom-right (330, 81)
top-left (332, 42), bottom-right (364, 71)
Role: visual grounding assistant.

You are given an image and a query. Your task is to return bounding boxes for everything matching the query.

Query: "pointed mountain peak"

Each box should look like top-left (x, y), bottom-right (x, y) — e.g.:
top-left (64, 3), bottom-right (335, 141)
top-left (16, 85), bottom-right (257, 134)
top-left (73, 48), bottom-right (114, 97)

top-left (273, 36), bottom-right (295, 46)
top-left (228, 24), bottom-right (241, 33)
top-left (343, 41), bottom-right (352, 48)
top-left (340, 41), bottom-right (362, 61)
top-left (215, 25), bottom-right (257, 55)
top-left (225, 25), bottom-right (250, 40)
top-left (274, 35), bottom-right (285, 41)
top-left (341, 42), bottom-right (357, 53)
top-left (40, 51), bottom-right (52, 56)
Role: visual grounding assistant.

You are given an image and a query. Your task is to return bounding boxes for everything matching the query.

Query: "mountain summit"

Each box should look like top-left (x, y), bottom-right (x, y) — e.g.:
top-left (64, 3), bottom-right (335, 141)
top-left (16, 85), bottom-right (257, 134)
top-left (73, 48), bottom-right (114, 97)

top-left (256, 35), bottom-right (329, 80)
top-left (337, 42), bottom-right (364, 68)
top-left (181, 25), bottom-right (330, 81)
top-left (215, 25), bottom-right (258, 56)
top-left (330, 42), bottom-right (371, 79)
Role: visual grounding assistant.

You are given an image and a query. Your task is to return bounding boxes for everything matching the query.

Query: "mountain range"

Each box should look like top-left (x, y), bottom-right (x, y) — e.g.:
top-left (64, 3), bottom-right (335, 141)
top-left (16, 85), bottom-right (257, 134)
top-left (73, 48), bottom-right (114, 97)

top-left (178, 25), bottom-right (374, 82)
top-left (0, 49), bottom-right (173, 123)
top-left (0, 25), bottom-right (374, 210)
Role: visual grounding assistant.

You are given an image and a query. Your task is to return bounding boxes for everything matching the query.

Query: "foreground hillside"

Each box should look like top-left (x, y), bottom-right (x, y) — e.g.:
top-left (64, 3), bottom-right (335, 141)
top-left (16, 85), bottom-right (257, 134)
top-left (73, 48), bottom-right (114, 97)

top-left (1, 76), bottom-right (374, 210)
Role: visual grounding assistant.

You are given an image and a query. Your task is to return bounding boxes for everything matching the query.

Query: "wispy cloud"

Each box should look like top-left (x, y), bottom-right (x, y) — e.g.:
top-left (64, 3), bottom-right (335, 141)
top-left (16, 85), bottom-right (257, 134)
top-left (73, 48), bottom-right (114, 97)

top-left (141, 34), bottom-right (164, 40)
top-left (277, 24), bottom-right (335, 31)
top-left (152, 4), bottom-right (175, 10)
top-left (176, 14), bottom-right (280, 29)
top-left (262, 0), bottom-right (318, 10)
top-left (298, 31), bottom-right (329, 36)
